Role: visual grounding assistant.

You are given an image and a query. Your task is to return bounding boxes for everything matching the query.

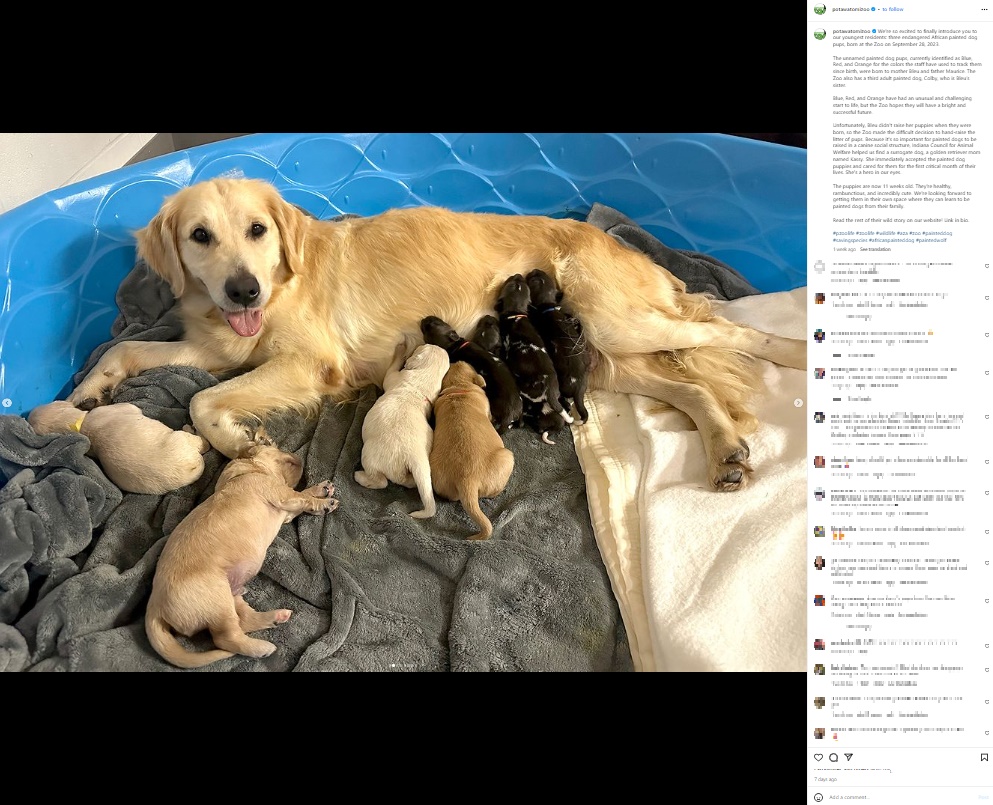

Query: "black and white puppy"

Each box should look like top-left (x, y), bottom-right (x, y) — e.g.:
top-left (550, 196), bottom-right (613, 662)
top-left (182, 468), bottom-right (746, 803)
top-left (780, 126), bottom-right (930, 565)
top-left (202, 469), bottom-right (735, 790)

top-left (420, 315), bottom-right (522, 434)
top-left (494, 274), bottom-right (573, 444)
top-left (471, 314), bottom-right (502, 358)
top-left (525, 268), bottom-right (594, 424)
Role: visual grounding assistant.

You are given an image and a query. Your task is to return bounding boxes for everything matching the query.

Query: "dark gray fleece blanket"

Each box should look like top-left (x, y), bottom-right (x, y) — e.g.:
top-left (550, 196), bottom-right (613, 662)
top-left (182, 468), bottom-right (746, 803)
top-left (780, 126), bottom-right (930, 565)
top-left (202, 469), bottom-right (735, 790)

top-left (0, 205), bottom-right (755, 673)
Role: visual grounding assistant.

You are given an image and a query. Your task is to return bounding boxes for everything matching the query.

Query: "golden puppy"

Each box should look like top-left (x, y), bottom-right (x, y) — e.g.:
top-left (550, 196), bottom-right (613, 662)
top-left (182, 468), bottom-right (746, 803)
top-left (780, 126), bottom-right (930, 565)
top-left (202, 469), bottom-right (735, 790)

top-left (68, 177), bottom-right (806, 491)
top-left (145, 444), bottom-right (339, 669)
top-left (28, 400), bottom-right (209, 494)
top-left (429, 361), bottom-right (514, 540)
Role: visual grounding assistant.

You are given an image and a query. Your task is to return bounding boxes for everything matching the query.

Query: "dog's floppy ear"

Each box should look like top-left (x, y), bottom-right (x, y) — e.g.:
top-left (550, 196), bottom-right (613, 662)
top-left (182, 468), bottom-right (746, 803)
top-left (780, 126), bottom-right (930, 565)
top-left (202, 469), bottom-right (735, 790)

top-left (494, 296), bottom-right (504, 313)
top-left (555, 290), bottom-right (564, 304)
top-left (135, 200), bottom-right (185, 297)
top-left (473, 372), bottom-right (486, 389)
top-left (267, 189), bottom-right (308, 275)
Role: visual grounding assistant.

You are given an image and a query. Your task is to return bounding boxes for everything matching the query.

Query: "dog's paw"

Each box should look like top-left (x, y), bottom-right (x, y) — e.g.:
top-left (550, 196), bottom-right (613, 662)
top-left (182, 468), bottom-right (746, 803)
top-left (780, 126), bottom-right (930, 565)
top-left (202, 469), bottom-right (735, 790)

top-left (251, 424), bottom-right (274, 447)
top-left (273, 609), bottom-right (292, 624)
top-left (707, 438), bottom-right (754, 492)
top-left (322, 497), bottom-right (341, 513)
top-left (245, 639), bottom-right (278, 658)
top-left (318, 481), bottom-right (335, 498)
top-left (68, 386), bottom-right (113, 410)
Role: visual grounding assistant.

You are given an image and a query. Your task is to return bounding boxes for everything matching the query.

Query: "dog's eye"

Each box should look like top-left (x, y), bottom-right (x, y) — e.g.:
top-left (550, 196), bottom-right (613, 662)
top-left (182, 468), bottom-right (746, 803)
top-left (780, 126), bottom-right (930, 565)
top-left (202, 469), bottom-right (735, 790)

top-left (191, 227), bottom-right (211, 245)
top-left (249, 223), bottom-right (267, 239)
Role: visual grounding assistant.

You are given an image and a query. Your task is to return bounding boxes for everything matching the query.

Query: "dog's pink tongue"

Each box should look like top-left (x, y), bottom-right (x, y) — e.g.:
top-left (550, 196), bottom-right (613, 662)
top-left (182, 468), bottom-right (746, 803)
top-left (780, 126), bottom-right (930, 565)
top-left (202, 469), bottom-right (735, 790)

top-left (225, 309), bottom-right (263, 337)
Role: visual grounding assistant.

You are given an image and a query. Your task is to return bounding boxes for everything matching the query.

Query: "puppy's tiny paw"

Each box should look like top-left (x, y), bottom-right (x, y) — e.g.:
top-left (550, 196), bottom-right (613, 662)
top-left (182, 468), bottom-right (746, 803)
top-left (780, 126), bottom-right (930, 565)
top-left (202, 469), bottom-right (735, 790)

top-left (323, 497), bottom-right (341, 513)
top-left (319, 480), bottom-right (335, 498)
top-left (248, 640), bottom-right (278, 658)
top-left (274, 609), bottom-right (292, 624)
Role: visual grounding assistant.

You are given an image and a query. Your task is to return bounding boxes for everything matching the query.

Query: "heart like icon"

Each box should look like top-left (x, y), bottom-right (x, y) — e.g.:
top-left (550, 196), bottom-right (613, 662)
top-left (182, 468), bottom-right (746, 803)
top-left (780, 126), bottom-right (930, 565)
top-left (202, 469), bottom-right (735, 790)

top-left (814, 753), bottom-right (823, 761)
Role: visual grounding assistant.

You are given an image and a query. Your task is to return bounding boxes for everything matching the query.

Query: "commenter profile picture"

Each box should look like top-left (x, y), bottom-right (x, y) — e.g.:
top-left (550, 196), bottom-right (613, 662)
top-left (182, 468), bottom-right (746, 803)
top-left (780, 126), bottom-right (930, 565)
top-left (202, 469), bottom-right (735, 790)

top-left (814, 29), bottom-right (827, 40)
top-left (814, 4), bottom-right (826, 14)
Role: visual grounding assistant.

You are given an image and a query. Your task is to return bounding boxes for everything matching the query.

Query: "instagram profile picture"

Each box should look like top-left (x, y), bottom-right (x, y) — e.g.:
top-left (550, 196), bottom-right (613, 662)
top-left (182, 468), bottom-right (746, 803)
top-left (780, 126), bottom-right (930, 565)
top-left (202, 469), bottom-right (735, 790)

top-left (814, 29), bottom-right (827, 40)
top-left (814, 4), bottom-right (826, 13)
top-left (815, 367), bottom-right (826, 379)
top-left (814, 328), bottom-right (826, 343)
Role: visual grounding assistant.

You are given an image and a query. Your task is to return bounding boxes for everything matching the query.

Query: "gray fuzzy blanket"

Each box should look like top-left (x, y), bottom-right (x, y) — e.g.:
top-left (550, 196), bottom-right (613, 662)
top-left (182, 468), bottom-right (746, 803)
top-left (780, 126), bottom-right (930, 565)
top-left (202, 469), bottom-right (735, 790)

top-left (0, 205), bottom-right (753, 673)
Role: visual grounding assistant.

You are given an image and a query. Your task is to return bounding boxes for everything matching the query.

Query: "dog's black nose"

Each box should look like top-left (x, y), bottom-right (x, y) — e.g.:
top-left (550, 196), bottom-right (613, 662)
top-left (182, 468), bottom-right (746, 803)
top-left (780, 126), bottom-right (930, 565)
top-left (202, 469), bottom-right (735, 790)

top-left (225, 273), bottom-right (260, 305)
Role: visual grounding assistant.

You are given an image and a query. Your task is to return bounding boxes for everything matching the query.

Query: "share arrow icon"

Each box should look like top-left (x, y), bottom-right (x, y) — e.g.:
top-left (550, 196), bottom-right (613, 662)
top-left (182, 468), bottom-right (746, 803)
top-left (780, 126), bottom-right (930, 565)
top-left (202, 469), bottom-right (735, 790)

top-left (844, 753), bottom-right (854, 761)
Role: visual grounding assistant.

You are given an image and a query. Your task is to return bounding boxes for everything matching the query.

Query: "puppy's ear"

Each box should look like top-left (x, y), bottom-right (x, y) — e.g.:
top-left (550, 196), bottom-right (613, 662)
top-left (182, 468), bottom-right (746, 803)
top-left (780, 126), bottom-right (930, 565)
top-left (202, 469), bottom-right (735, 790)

top-left (555, 290), bottom-right (564, 304)
top-left (135, 200), bottom-right (185, 297)
top-left (494, 297), bottom-right (504, 313)
top-left (473, 373), bottom-right (486, 389)
top-left (268, 189), bottom-right (308, 275)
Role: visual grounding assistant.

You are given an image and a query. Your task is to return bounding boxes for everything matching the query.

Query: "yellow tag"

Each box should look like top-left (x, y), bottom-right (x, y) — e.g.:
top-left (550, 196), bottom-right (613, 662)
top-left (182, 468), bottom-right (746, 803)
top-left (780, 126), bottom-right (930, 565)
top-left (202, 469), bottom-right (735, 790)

top-left (70, 417), bottom-right (84, 433)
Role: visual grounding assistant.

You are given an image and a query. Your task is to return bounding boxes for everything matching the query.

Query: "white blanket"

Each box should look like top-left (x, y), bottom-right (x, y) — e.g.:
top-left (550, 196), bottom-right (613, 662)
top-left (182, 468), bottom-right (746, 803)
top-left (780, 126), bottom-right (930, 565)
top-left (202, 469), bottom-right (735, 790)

top-left (573, 288), bottom-right (807, 672)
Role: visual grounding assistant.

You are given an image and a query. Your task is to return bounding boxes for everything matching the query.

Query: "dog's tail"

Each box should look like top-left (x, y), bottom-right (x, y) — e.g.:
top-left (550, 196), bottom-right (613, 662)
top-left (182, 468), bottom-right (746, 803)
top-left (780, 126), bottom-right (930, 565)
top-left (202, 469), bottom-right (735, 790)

top-left (457, 482), bottom-right (493, 541)
top-left (408, 459), bottom-right (437, 519)
top-left (145, 613), bottom-right (234, 669)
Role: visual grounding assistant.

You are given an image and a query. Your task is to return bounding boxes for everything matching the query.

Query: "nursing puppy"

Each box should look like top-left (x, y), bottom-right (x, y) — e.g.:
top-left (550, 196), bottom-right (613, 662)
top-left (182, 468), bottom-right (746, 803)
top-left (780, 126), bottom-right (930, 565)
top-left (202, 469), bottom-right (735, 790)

top-left (429, 361), bottom-right (515, 540)
top-left (526, 268), bottom-right (594, 424)
top-left (470, 314), bottom-right (502, 358)
top-left (420, 315), bottom-right (522, 434)
top-left (145, 444), bottom-right (339, 669)
top-left (495, 274), bottom-right (573, 445)
top-left (354, 341), bottom-right (450, 518)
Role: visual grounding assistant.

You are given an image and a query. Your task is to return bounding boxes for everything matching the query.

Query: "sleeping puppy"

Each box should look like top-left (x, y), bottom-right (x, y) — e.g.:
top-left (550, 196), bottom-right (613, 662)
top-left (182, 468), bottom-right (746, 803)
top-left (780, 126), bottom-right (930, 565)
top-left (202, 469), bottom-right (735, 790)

top-left (354, 341), bottom-right (450, 518)
top-left (495, 274), bottom-right (573, 445)
top-left (420, 315), bottom-right (522, 434)
top-left (144, 444), bottom-right (339, 669)
top-left (470, 314), bottom-right (502, 357)
top-left (525, 268), bottom-right (594, 424)
top-left (429, 361), bottom-right (515, 540)
top-left (28, 399), bottom-right (210, 494)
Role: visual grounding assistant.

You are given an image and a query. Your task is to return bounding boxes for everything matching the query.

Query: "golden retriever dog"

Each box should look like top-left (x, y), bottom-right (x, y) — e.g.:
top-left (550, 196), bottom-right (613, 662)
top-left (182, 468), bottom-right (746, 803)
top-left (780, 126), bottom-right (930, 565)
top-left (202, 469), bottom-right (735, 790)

top-left (28, 399), bottom-right (210, 494)
top-left (145, 444), bottom-right (339, 669)
top-left (429, 361), bottom-right (515, 540)
top-left (68, 177), bottom-right (806, 491)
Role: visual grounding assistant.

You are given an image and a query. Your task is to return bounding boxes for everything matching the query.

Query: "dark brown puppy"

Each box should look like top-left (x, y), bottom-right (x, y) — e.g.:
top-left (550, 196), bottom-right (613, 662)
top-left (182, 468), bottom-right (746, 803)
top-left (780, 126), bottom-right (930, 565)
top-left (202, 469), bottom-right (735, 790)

top-left (526, 268), bottom-right (594, 424)
top-left (495, 274), bottom-right (572, 444)
top-left (471, 314), bottom-right (502, 358)
top-left (420, 315), bottom-right (522, 434)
